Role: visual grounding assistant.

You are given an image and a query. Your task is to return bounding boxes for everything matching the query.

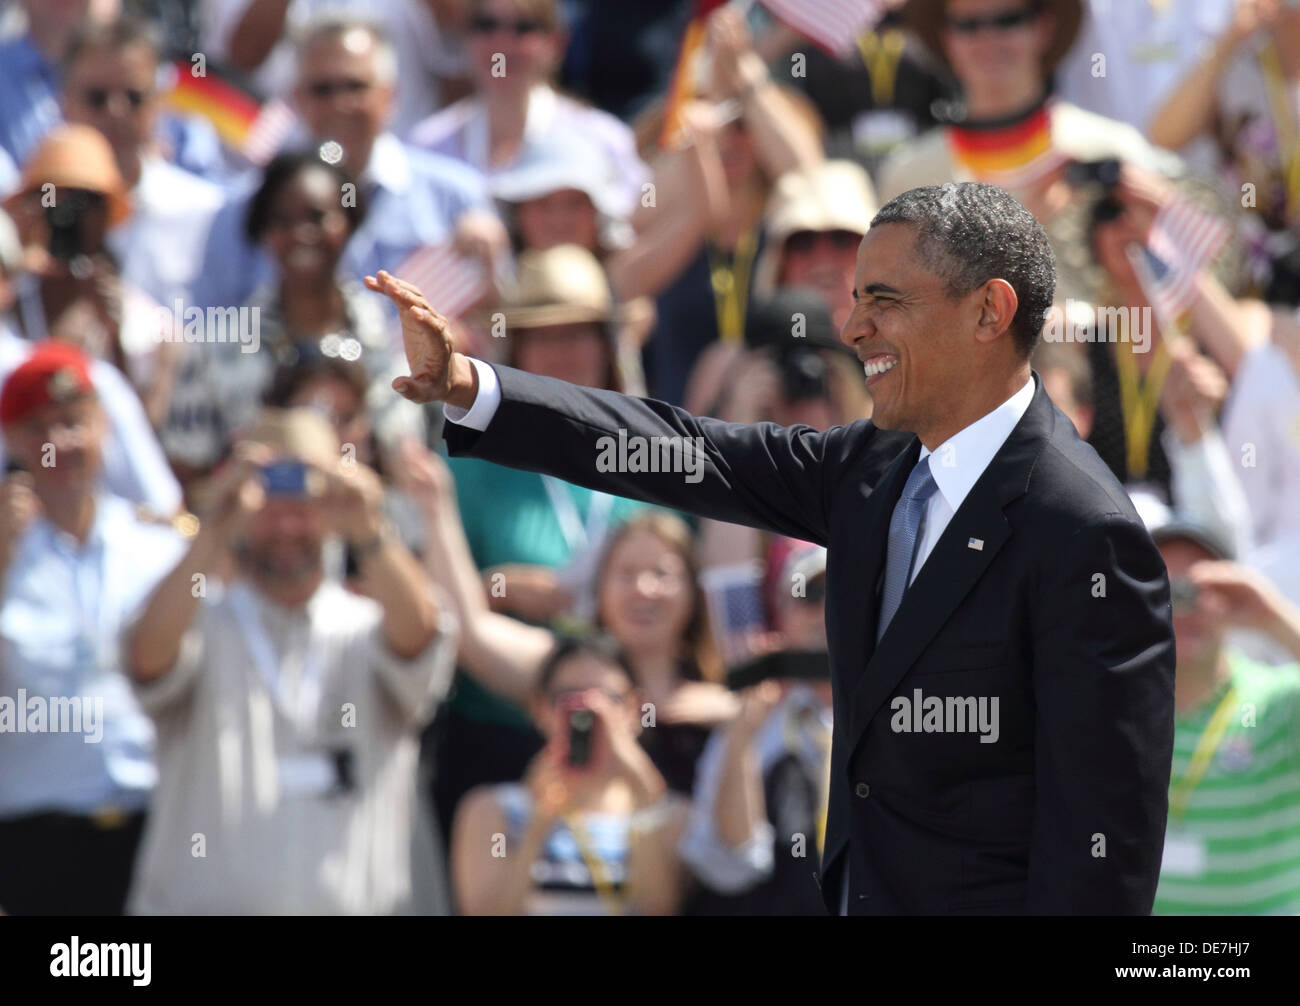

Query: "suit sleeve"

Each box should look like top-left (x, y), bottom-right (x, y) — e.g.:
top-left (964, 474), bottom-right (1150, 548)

top-left (442, 364), bottom-right (892, 547)
top-left (1027, 513), bottom-right (1175, 914)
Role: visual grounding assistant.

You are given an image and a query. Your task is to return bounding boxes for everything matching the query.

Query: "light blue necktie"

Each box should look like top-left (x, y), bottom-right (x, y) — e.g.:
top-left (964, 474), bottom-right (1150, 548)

top-left (877, 455), bottom-right (939, 642)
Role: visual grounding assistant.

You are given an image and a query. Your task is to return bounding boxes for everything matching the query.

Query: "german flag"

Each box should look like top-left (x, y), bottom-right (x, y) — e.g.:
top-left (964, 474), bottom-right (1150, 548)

top-left (947, 100), bottom-right (1065, 190)
top-left (161, 62), bottom-right (261, 149)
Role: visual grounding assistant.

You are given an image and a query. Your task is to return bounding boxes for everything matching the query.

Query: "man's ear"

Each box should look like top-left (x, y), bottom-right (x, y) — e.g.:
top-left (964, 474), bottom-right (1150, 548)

top-left (975, 278), bottom-right (1018, 346)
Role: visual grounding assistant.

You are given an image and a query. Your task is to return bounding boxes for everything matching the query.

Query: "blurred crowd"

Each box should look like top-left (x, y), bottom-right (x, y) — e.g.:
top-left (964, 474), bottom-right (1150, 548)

top-left (1, 0), bottom-right (1299, 916)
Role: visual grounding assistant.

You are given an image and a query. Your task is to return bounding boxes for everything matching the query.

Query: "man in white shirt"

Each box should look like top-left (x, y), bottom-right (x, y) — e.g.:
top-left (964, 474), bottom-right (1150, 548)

top-left (123, 407), bottom-right (456, 914)
top-left (365, 180), bottom-right (1177, 915)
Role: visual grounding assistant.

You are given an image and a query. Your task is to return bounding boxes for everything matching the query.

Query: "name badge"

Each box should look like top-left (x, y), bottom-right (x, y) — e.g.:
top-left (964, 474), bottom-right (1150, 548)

top-left (1161, 830), bottom-right (1208, 878)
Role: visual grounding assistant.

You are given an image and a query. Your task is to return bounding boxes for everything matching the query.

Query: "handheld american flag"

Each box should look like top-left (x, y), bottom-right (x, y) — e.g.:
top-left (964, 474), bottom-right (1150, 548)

top-left (760, 0), bottom-right (884, 56)
top-left (1134, 198), bottom-right (1230, 327)
top-left (392, 244), bottom-right (488, 322)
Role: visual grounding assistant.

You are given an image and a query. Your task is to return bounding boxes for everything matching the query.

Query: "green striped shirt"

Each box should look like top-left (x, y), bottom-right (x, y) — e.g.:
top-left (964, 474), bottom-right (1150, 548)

top-left (1154, 653), bottom-right (1300, 915)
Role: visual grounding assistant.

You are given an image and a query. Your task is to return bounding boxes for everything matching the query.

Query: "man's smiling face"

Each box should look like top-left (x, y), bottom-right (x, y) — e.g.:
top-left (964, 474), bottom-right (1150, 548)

top-left (840, 222), bottom-right (983, 439)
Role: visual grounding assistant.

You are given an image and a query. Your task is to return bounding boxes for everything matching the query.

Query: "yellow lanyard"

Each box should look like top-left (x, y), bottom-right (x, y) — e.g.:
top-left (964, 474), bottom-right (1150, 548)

top-left (561, 810), bottom-right (627, 915)
top-left (1115, 336), bottom-right (1173, 480)
top-left (707, 227), bottom-right (759, 345)
top-left (1169, 685), bottom-right (1238, 823)
top-left (1258, 42), bottom-right (1300, 221)
top-left (855, 28), bottom-right (907, 107)
top-left (775, 703), bottom-right (834, 856)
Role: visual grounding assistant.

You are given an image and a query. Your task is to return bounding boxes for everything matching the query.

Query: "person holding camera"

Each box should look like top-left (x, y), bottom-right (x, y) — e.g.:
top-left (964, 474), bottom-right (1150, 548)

top-left (3, 125), bottom-right (177, 428)
top-left (1085, 164), bottom-right (1258, 506)
top-left (681, 545), bottom-right (836, 915)
top-left (450, 633), bottom-right (689, 915)
top-left (0, 341), bottom-right (189, 915)
top-left (0, 207), bottom-right (182, 515)
top-left (877, 0), bottom-right (1203, 312)
top-left (122, 407), bottom-right (456, 914)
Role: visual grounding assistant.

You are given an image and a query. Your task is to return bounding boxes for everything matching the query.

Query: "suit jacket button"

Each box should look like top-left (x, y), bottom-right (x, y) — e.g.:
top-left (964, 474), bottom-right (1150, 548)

top-left (855, 782), bottom-right (871, 798)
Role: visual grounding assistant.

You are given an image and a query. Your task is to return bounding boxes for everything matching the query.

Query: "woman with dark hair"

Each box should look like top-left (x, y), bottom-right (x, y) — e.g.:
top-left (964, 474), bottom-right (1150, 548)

top-left (450, 633), bottom-right (690, 915)
top-left (161, 149), bottom-right (422, 479)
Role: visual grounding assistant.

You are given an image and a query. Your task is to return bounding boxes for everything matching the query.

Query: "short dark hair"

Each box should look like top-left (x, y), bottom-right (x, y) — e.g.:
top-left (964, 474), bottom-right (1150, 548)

top-left (870, 182), bottom-right (1056, 357)
top-left (63, 17), bottom-right (161, 76)
top-left (245, 150), bottom-right (367, 243)
top-left (535, 632), bottom-right (635, 697)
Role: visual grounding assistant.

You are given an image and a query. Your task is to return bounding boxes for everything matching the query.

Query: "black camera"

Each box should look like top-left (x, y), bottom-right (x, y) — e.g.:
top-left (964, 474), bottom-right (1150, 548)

top-left (776, 345), bottom-right (832, 403)
top-left (44, 189), bottom-right (107, 262)
top-left (1065, 158), bottom-right (1121, 191)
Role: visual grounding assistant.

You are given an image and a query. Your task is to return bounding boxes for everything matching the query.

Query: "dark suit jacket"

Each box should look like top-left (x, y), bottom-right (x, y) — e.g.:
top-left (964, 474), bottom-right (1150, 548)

top-left (444, 365), bottom-right (1175, 915)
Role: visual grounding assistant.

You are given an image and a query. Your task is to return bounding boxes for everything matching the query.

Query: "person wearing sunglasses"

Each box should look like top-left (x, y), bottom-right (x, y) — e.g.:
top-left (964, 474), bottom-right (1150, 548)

top-left (1145, 514), bottom-right (1300, 915)
top-left (61, 17), bottom-right (225, 311)
top-left (191, 15), bottom-right (494, 318)
top-left (408, 0), bottom-right (649, 219)
top-left (880, 0), bottom-right (1177, 204)
top-left (878, 0), bottom-right (1218, 327)
top-left (3, 125), bottom-right (183, 430)
top-left (204, 0), bottom-right (466, 137)
top-left (753, 160), bottom-right (879, 334)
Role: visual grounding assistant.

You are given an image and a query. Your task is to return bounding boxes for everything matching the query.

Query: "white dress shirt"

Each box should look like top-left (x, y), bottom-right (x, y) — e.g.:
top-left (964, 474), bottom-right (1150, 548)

top-left (907, 376), bottom-right (1036, 585)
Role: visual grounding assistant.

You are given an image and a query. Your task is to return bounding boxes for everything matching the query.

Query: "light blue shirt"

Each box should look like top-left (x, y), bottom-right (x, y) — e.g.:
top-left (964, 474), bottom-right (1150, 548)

top-left (0, 494), bottom-right (187, 817)
top-left (191, 132), bottom-right (491, 310)
top-left (0, 34), bottom-right (60, 169)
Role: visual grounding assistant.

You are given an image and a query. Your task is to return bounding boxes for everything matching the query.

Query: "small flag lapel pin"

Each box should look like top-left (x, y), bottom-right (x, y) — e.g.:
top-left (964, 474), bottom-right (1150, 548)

top-left (967, 537), bottom-right (984, 551)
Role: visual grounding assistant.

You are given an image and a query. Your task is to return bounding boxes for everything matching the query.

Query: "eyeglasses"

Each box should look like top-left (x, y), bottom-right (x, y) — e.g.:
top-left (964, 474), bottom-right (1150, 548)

top-left (947, 7), bottom-right (1038, 34)
top-left (469, 14), bottom-right (548, 36)
top-left (304, 78), bottom-right (373, 100)
top-left (81, 87), bottom-right (149, 111)
top-left (784, 229), bottom-right (862, 254)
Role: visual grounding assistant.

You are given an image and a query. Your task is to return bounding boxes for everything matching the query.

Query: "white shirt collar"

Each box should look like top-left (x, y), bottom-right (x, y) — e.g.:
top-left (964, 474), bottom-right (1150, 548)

top-left (361, 132), bottom-right (412, 196)
top-left (919, 374), bottom-right (1036, 514)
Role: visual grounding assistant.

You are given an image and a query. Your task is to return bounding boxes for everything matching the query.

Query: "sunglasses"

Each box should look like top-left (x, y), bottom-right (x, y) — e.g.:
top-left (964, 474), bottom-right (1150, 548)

top-left (304, 78), bottom-right (373, 100)
top-left (784, 229), bottom-right (862, 254)
top-left (947, 7), bottom-right (1038, 34)
top-left (469, 14), bottom-right (548, 36)
top-left (81, 87), bottom-right (149, 111)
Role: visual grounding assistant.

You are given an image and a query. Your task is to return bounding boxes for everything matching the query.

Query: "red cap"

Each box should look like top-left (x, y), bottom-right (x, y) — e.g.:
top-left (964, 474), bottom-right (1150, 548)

top-left (0, 341), bottom-right (96, 426)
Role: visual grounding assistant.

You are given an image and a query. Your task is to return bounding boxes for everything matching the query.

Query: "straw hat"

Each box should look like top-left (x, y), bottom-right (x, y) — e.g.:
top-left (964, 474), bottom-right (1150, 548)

top-left (754, 160), bottom-right (879, 298)
top-left (501, 244), bottom-right (619, 330)
top-left (904, 0), bottom-right (1083, 79)
top-left (4, 125), bottom-right (130, 226)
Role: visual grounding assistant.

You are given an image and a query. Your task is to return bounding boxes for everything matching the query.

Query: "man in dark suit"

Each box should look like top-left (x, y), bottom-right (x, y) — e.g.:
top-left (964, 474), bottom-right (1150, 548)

top-left (367, 181), bottom-right (1175, 915)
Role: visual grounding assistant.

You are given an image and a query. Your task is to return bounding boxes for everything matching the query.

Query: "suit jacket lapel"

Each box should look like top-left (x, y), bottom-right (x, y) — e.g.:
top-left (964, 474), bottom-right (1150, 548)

top-left (847, 377), bottom-right (1055, 745)
top-left (831, 437), bottom-right (921, 693)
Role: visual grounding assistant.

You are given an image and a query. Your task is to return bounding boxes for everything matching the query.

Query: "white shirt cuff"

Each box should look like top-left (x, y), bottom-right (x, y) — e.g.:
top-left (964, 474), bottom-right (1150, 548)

top-left (442, 358), bottom-right (501, 431)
